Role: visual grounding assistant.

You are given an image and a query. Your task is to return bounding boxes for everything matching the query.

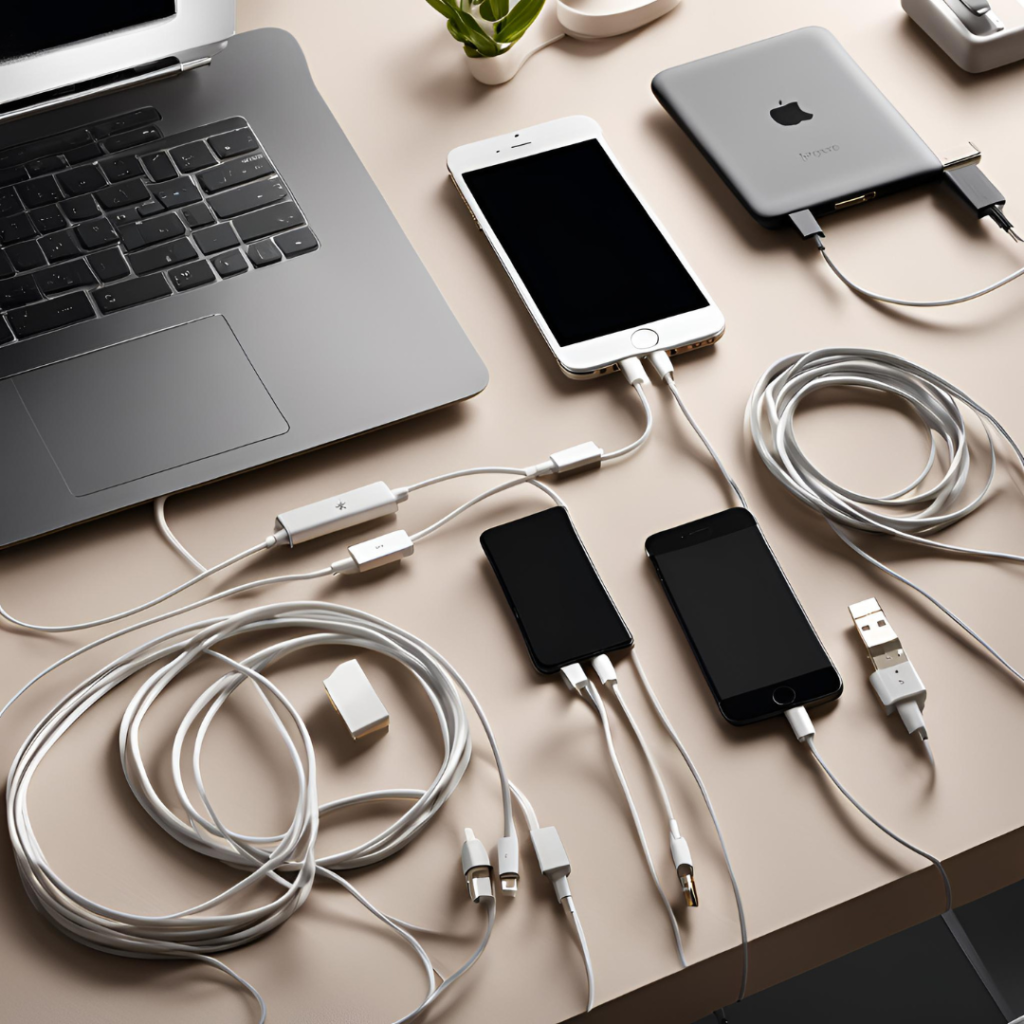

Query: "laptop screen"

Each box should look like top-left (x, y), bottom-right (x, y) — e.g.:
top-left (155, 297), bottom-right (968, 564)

top-left (0, 3), bottom-right (176, 62)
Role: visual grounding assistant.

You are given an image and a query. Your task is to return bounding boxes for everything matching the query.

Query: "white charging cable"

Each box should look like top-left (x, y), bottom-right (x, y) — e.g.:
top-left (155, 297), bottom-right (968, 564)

top-left (815, 237), bottom-right (1024, 307)
top-left (645, 350), bottom-right (748, 510)
top-left (749, 348), bottom-right (1024, 688)
top-left (560, 664), bottom-right (688, 969)
top-left (509, 782), bottom-right (596, 1012)
top-left (784, 706), bottom-right (952, 913)
top-left (628, 650), bottom-right (750, 1003)
top-left (6, 600), bottom-right (514, 1024)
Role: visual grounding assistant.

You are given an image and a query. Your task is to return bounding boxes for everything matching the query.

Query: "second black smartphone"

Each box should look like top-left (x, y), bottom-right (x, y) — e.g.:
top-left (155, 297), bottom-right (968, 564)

top-left (481, 506), bottom-right (632, 675)
top-left (646, 507), bottom-right (842, 724)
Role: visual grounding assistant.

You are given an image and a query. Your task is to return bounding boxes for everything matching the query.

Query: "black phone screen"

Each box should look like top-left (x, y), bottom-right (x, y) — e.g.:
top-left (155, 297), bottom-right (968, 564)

top-left (481, 507), bottom-right (632, 674)
top-left (461, 139), bottom-right (708, 347)
top-left (646, 508), bottom-right (841, 723)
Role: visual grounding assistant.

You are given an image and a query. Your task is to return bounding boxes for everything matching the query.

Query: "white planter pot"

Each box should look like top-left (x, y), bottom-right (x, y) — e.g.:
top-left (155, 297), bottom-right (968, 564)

top-left (464, 2), bottom-right (565, 85)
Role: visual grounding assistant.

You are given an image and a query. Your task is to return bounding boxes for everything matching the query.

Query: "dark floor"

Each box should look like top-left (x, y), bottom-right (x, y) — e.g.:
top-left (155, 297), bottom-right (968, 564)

top-left (698, 878), bottom-right (1024, 1024)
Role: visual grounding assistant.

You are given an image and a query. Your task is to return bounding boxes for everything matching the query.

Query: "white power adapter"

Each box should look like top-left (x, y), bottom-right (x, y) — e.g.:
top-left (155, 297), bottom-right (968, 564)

top-left (904, 0), bottom-right (1024, 72)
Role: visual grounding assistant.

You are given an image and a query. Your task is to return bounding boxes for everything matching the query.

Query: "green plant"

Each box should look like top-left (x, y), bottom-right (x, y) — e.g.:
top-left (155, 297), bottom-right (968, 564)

top-left (423, 0), bottom-right (547, 58)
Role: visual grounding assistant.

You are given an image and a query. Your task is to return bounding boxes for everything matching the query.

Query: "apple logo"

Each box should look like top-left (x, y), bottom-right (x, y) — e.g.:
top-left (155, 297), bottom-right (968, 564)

top-left (770, 100), bottom-right (813, 127)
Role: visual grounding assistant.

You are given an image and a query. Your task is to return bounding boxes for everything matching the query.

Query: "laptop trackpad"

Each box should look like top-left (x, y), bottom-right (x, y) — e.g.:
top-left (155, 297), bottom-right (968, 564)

top-left (13, 315), bottom-right (288, 496)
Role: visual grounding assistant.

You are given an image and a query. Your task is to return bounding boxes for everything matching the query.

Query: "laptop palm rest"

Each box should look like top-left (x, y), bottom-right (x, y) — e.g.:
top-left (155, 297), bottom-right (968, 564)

top-left (12, 315), bottom-right (288, 497)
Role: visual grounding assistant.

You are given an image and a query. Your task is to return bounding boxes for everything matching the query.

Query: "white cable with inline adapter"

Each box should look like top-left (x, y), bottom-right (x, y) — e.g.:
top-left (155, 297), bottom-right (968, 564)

top-left (5, 600), bottom-right (517, 1024)
top-left (3, 368), bottom-right (652, 637)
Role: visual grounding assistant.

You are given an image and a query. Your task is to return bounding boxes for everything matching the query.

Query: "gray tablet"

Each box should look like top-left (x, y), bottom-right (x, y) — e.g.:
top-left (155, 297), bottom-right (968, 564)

top-left (652, 27), bottom-right (943, 228)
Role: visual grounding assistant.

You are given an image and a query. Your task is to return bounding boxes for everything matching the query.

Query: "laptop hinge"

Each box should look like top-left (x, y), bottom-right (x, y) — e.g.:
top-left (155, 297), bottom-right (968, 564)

top-left (0, 57), bottom-right (211, 127)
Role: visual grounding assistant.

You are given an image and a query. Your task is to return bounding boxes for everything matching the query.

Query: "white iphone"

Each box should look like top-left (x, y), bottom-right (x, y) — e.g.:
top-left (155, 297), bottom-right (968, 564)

top-left (447, 115), bottom-right (724, 379)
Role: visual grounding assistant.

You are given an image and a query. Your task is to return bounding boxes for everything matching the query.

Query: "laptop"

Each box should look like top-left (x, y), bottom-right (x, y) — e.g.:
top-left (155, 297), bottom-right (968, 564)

top-left (652, 27), bottom-right (943, 228)
top-left (0, 3), bottom-right (487, 547)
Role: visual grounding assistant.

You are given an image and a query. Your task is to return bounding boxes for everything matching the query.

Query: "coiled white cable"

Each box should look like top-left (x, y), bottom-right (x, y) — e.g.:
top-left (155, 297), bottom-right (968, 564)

top-left (749, 348), bottom-right (1024, 686)
top-left (6, 600), bottom-right (512, 1023)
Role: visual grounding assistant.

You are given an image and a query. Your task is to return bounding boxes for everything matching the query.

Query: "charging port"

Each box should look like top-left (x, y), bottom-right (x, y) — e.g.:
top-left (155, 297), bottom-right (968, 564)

top-left (835, 191), bottom-right (876, 211)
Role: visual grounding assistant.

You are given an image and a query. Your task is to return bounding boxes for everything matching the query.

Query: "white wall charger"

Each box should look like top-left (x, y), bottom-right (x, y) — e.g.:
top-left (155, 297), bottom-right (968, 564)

top-left (904, 0), bottom-right (1024, 72)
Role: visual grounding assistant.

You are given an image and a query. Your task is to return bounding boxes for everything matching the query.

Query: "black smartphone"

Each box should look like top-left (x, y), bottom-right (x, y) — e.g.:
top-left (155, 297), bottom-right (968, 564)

top-left (646, 507), bottom-right (842, 724)
top-left (481, 506), bottom-right (633, 675)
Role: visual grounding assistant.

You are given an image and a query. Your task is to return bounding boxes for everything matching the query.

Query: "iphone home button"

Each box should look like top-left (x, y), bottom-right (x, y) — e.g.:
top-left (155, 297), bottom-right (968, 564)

top-left (631, 328), bottom-right (658, 350)
top-left (772, 686), bottom-right (796, 706)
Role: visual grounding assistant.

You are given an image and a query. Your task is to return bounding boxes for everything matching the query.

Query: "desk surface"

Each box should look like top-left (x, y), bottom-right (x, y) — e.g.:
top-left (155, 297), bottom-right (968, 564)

top-left (3, 1), bottom-right (1024, 1022)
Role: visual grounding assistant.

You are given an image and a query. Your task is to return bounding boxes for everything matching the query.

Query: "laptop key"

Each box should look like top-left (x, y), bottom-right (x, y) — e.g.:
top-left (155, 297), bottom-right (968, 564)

top-left (57, 163), bottom-right (107, 197)
top-left (170, 141), bottom-right (217, 174)
top-left (209, 178), bottom-right (287, 219)
top-left (119, 212), bottom-right (185, 251)
top-left (232, 202), bottom-right (303, 243)
top-left (128, 237), bottom-right (197, 276)
top-left (104, 126), bottom-right (162, 153)
top-left (0, 187), bottom-right (22, 217)
top-left (0, 213), bottom-right (37, 246)
top-left (8, 291), bottom-right (94, 338)
top-left (75, 218), bottom-right (119, 251)
top-left (0, 317), bottom-right (11, 345)
top-left (181, 203), bottom-right (215, 229)
top-left (88, 248), bottom-right (130, 283)
top-left (0, 168), bottom-right (28, 187)
top-left (96, 178), bottom-right (150, 210)
top-left (65, 141), bottom-right (103, 165)
top-left (26, 155), bottom-right (65, 176)
top-left (39, 230), bottom-right (80, 263)
top-left (0, 251), bottom-right (14, 279)
top-left (93, 273), bottom-right (171, 314)
top-left (275, 227), bottom-right (318, 259)
top-left (208, 127), bottom-right (259, 160)
top-left (212, 249), bottom-right (248, 278)
top-left (35, 258), bottom-right (97, 296)
top-left (198, 152), bottom-right (273, 194)
top-left (90, 107), bottom-right (160, 140)
top-left (101, 155), bottom-right (144, 183)
top-left (16, 175), bottom-right (63, 209)
top-left (247, 239), bottom-right (282, 267)
top-left (0, 129), bottom-right (90, 169)
top-left (142, 152), bottom-right (177, 183)
top-left (169, 260), bottom-right (216, 292)
top-left (0, 278), bottom-right (43, 309)
top-left (30, 205), bottom-right (67, 235)
top-left (7, 239), bottom-right (47, 272)
top-left (193, 223), bottom-right (239, 256)
top-left (60, 194), bottom-right (99, 222)
top-left (150, 177), bottom-right (202, 210)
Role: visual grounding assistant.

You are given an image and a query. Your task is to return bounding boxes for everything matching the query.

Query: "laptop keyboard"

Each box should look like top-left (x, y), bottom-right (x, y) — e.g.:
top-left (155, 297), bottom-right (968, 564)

top-left (0, 107), bottom-right (318, 346)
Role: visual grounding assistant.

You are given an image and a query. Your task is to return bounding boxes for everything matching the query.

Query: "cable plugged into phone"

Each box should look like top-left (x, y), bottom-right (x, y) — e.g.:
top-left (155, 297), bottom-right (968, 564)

top-left (592, 653), bottom-right (699, 907)
top-left (784, 705), bottom-right (953, 913)
top-left (849, 598), bottom-right (933, 764)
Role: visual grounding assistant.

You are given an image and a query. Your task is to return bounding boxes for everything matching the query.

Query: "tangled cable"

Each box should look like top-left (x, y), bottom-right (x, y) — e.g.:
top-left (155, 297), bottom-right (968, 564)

top-left (7, 600), bottom-right (513, 1023)
top-left (748, 348), bottom-right (1024, 684)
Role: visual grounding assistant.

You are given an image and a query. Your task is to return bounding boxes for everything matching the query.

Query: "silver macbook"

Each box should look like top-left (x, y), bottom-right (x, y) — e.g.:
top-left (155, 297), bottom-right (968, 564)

top-left (652, 27), bottom-right (943, 228)
top-left (0, 2), bottom-right (487, 546)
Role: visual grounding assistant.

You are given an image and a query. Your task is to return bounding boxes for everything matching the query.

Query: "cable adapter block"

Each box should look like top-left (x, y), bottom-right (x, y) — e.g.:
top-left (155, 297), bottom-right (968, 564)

top-left (849, 597), bottom-right (932, 761)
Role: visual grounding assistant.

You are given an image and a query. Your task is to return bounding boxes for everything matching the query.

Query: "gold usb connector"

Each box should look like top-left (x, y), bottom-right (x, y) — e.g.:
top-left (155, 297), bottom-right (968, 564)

top-left (848, 597), bottom-right (907, 672)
